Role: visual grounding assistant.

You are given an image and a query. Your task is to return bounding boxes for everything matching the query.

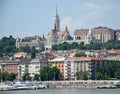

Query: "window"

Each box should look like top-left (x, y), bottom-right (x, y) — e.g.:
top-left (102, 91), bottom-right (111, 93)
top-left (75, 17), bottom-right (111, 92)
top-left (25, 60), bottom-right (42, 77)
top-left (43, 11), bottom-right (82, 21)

top-left (35, 66), bottom-right (39, 69)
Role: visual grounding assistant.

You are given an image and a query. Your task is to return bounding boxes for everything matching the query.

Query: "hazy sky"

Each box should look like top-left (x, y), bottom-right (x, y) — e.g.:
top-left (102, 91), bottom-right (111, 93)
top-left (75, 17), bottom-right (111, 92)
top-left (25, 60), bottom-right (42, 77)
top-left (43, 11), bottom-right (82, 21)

top-left (0, 0), bottom-right (120, 38)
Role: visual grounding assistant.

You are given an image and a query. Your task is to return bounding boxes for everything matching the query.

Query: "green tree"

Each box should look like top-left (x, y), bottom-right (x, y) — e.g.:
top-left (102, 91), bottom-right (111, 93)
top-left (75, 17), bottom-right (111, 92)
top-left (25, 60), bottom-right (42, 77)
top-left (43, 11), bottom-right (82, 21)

top-left (115, 69), bottom-right (120, 79)
top-left (74, 52), bottom-right (86, 57)
top-left (8, 73), bottom-right (17, 81)
top-left (22, 71), bottom-right (31, 81)
top-left (39, 66), bottom-right (60, 81)
top-left (0, 72), bottom-right (9, 81)
top-left (33, 74), bottom-right (40, 81)
top-left (75, 71), bottom-right (88, 80)
top-left (31, 51), bottom-right (36, 59)
top-left (0, 36), bottom-right (16, 56)
top-left (51, 67), bottom-right (60, 80)
top-left (19, 45), bottom-right (31, 53)
top-left (96, 72), bottom-right (103, 80)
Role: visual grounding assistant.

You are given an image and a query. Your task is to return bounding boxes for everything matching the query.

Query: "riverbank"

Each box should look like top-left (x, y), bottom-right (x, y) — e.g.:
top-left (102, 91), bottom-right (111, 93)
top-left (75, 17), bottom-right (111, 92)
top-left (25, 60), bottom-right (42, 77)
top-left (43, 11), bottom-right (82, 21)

top-left (0, 80), bottom-right (120, 90)
top-left (43, 80), bottom-right (120, 89)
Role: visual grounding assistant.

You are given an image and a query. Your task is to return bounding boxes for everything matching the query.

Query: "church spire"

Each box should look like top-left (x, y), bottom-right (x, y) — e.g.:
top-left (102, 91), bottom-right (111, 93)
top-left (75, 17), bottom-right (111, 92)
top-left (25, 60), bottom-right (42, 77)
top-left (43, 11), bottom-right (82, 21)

top-left (55, 5), bottom-right (58, 16)
top-left (53, 5), bottom-right (60, 31)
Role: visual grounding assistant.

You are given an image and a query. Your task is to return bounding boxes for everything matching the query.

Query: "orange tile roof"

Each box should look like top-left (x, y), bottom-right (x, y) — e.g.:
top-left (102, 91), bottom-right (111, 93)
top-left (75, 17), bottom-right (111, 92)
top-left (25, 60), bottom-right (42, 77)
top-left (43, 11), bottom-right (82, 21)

top-left (66, 57), bottom-right (106, 61)
top-left (14, 52), bottom-right (27, 58)
top-left (14, 52), bottom-right (27, 55)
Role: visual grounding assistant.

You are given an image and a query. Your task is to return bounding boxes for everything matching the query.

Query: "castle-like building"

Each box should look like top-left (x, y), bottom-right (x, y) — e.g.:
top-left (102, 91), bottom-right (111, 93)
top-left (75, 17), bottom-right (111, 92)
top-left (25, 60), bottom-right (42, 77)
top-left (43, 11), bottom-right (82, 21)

top-left (74, 26), bottom-right (115, 43)
top-left (16, 7), bottom-right (120, 51)
top-left (16, 36), bottom-right (46, 51)
top-left (45, 8), bottom-right (105, 50)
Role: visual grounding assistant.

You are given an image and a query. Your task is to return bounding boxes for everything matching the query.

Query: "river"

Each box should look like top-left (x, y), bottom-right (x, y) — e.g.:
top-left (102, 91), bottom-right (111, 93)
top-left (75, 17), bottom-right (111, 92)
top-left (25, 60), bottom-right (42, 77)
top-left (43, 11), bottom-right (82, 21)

top-left (0, 88), bottom-right (120, 94)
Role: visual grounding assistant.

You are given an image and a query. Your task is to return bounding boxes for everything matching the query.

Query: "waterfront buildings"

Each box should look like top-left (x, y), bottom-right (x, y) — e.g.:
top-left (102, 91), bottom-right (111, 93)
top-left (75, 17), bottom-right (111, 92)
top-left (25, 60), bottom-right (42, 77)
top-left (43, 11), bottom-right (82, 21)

top-left (1, 49), bottom-right (120, 81)
top-left (64, 57), bottom-right (107, 80)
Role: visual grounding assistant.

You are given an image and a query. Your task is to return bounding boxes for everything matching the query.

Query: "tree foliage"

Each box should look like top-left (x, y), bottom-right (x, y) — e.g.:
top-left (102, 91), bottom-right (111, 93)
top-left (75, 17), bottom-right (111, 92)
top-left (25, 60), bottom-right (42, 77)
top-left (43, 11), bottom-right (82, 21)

top-left (94, 62), bottom-right (120, 80)
top-left (74, 52), bottom-right (86, 57)
top-left (0, 36), bottom-right (16, 56)
top-left (0, 36), bottom-right (39, 58)
top-left (22, 71), bottom-right (31, 81)
top-left (33, 74), bottom-right (40, 81)
top-left (52, 40), bottom-right (120, 50)
top-left (39, 66), bottom-right (60, 81)
top-left (0, 71), bottom-right (17, 81)
top-left (75, 71), bottom-right (88, 80)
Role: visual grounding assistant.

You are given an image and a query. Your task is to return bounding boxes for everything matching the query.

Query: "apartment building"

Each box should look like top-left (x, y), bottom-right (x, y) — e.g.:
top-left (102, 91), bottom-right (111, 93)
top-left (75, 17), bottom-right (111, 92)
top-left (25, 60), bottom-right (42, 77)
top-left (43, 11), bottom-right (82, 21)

top-left (28, 58), bottom-right (47, 78)
top-left (18, 59), bottom-right (31, 80)
top-left (64, 57), bottom-right (107, 80)
top-left (50, 58), bottom-right (65, 80)
top-left (1, 61), bottom-right (19, 80)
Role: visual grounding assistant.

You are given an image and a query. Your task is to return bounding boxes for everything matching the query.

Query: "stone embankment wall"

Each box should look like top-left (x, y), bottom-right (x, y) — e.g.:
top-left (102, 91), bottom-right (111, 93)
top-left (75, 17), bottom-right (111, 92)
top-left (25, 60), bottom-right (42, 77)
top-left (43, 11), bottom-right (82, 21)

top-left (42, 80), bottom-right (120, 88)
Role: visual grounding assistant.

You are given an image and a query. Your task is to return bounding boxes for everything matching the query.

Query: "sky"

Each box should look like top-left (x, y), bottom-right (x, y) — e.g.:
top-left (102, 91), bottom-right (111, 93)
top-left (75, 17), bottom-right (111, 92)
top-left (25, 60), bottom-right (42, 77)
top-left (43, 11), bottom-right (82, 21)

top-left (0, 0), bottom-right (120, 38)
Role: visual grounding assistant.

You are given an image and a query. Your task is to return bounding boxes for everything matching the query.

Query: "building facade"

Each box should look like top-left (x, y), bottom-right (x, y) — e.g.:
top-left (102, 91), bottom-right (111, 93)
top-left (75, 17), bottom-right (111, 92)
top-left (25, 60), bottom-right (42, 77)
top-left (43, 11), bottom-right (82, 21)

top-left (1, 61), bottom-right (19, 80)
top-left (64, 57), bottom-right (107, 80)
top-left (50, 58), bottom-right (65, 80)
top-left (28, 58), bottom-right (47, 78)
top-left (74, 26), bottom-right (115, 43)
top-left (18, 59), bottom-right (31, 80)
top-left (16, 36), bottom-right (46, 51)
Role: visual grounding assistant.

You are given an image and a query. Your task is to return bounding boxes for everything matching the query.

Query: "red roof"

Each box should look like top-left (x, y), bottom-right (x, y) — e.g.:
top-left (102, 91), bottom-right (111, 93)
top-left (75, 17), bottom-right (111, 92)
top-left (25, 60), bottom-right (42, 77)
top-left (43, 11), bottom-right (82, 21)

top-left (66, 57), bottom-right (106, 61)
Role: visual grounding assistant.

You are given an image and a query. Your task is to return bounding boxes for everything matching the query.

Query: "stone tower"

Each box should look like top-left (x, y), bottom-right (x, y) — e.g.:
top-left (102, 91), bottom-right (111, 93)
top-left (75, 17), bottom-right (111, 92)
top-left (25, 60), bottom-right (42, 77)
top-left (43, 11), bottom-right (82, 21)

top-left (87, 29), bottom-right (94, 43)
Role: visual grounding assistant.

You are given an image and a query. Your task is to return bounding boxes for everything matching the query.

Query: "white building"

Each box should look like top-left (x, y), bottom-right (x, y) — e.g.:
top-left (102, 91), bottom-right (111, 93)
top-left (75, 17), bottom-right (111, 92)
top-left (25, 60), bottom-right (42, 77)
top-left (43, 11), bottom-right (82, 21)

top-left (64, 57), bottom-right (107, 80)
top-left (28, 58), bottom-right (47, 78)
top-left (18, 59), bottom-right (31, 80)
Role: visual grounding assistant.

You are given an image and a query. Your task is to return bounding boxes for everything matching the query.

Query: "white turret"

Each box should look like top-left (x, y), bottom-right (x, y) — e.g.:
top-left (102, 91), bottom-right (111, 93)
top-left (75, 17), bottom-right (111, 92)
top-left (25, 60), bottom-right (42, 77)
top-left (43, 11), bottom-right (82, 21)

top-left (87, 29), bottom-right (93, 42)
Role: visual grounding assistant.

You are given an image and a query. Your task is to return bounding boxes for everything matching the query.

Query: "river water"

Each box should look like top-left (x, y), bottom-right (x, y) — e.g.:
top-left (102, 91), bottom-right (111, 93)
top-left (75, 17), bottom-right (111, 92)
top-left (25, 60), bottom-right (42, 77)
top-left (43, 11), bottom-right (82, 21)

top-left (0, 88), bottom-right (120, 94)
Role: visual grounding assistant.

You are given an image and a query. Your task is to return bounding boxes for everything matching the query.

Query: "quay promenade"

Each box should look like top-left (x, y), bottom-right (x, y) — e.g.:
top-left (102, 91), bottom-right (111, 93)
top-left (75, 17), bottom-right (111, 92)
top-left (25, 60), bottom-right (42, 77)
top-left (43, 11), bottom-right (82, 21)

top-left (41, 80), bottom-right (120, 88)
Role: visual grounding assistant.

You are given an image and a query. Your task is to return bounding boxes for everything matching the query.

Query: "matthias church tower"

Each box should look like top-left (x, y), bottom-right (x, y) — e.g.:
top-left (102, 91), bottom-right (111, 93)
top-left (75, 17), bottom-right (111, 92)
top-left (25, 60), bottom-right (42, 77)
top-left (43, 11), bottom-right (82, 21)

top-left (53, 7), bottom-right (60, 31)
top-left (46, 7), bottom-right (70, 50)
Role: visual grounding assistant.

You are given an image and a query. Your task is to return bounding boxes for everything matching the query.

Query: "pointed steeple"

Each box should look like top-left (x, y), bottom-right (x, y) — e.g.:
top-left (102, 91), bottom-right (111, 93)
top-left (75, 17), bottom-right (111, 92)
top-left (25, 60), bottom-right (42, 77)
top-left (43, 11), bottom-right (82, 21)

top-left (53, 5), bottom-right (60, 31)
top-left (55, 5), bottom-right (58, 17)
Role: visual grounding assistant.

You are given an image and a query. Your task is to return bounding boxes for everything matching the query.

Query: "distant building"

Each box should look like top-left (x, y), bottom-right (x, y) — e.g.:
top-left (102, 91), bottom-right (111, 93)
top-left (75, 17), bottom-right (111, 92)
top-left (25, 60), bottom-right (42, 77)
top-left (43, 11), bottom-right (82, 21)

top-left (14, 52), bottom-right (27, 59)
top-left (74, 26), bottom-right (115, 43)
top-left (16, 36), bottom-right (46, 51)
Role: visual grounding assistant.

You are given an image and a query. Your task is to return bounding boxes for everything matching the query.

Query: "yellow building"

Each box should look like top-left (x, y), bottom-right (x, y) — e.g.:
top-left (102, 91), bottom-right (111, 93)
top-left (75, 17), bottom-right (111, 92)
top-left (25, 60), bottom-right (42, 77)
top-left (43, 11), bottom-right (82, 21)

top-left (50, 58), bottom-right (65, 80)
